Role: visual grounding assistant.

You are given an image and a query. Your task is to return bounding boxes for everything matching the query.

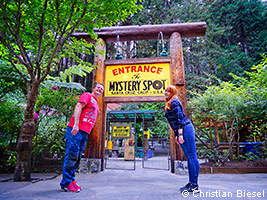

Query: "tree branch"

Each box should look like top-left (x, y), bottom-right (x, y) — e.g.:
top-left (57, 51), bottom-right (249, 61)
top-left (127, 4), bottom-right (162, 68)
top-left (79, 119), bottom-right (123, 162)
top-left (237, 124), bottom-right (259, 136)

top-left (36, 0), bottom-right (48, 80)
top-left (0, 3), bottom-right (18, 39)
top-left (55, 0), bottom-right (61, 34)
top-left (61, 2), bottom-right (76, 34)
top-left (8, 58), bottom-right (29, 83)
top-left (0, 34), bottom-right (27, 66)
top-left (14, 1), bottom-right (34, 74)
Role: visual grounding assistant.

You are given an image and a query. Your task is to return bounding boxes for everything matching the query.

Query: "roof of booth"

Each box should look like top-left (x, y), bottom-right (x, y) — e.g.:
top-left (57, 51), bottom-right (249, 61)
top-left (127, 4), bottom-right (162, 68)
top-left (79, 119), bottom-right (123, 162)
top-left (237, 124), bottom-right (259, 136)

top-left (106, 110), bottom-right (155, 123)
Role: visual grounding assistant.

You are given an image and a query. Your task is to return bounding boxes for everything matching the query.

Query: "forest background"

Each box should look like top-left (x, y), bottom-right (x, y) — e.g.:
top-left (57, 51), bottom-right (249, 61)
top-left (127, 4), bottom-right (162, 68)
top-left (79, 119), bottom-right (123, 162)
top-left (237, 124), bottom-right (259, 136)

top-left (0, 0), bottom-right (266, 177)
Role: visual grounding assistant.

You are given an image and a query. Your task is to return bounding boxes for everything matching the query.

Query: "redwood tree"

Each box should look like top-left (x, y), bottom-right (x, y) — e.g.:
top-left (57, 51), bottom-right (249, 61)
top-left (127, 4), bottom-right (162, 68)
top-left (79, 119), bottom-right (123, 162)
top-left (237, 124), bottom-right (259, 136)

top-left (0, 0), bottom-right (142, 181)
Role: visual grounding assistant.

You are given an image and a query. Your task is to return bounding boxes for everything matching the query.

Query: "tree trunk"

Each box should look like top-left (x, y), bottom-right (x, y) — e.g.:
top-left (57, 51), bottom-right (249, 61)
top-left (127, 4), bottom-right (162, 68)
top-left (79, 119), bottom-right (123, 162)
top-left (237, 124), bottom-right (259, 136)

top-left (240, 22), bottom-right (248, 55)
top-left (14, 82), bottom-right (39, 181)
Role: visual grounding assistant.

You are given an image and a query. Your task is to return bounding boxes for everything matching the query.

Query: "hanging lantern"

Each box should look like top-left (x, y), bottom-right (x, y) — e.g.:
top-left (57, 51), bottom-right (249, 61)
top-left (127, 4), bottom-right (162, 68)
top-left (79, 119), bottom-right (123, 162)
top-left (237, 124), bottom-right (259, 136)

top-left (115, 51), bottom-right (123, 60)
top-left (157, 32), bottom-right (168, 57)
top-left (115, 35), bottom-right (123, 59)
top-left (160, 48), bottom-right (168, 57)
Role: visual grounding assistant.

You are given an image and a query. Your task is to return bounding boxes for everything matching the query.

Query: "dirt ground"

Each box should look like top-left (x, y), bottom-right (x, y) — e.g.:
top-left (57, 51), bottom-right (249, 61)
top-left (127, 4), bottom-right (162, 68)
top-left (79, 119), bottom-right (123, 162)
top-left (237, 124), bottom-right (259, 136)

top-left (200, 159), bottom-right (267, 168)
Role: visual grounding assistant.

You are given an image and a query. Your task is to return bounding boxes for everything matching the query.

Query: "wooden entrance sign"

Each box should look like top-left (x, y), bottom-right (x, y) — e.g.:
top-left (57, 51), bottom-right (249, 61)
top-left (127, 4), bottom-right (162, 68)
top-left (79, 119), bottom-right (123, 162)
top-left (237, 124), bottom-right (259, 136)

top-left (73, 22), bottom-right (206, 173)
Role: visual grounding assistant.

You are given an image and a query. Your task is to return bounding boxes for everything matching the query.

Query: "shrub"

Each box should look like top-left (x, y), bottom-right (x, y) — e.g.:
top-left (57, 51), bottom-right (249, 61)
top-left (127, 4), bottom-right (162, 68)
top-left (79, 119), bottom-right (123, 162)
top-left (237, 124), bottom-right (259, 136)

top-left (189, 56), bottom-right (267, 163)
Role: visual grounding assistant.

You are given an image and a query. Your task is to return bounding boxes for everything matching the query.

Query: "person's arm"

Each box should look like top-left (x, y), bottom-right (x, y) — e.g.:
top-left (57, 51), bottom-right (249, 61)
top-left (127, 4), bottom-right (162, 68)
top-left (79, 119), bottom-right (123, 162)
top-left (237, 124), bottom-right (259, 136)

top-left (71, 102), bottom-right (85, 135)
top-left (171, 101), bottom-right (185, 144)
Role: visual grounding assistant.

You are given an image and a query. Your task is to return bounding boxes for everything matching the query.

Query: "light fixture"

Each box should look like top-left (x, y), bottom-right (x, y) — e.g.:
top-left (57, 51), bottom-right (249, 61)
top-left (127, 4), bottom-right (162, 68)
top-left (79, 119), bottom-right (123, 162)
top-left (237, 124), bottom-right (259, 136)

top-left (157, 32), bottom-right (168, 57)
top-left (115, 35), bottom-right (123, 60)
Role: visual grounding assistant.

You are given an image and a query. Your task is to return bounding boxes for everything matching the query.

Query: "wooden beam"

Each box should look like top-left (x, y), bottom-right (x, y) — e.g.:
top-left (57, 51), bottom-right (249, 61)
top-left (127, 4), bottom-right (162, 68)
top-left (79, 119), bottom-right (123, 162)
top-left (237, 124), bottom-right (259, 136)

top-left (105, 57), bottom-right (171, 65)
top-left (87, 38), bottom-right (107, 171)
top-left (72, 22), bottom-right (206, 43)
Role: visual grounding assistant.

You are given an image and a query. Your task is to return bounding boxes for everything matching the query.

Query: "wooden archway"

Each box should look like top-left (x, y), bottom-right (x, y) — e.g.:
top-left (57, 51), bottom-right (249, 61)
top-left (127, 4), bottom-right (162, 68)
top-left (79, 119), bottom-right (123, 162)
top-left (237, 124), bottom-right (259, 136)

top-left (73, 22), bottom-right (206, 172)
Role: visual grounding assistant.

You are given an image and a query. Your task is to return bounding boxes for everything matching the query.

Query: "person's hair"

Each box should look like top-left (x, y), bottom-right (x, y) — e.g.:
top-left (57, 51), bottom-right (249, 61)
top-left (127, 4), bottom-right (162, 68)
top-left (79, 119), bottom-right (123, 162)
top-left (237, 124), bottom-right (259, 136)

top-left (94, 83), bottom-right (104, 88)
top-left (164, 85), bottom-right (178, 110)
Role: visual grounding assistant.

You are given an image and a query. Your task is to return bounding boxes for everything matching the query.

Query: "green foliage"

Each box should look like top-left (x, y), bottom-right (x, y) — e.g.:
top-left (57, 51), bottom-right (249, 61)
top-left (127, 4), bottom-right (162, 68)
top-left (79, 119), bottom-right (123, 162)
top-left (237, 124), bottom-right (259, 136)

top-left (0, 1), bottom-right (142, 176)
top-left (189, 56), bottom-right (267, 162)
top-left (33, 120), bottom-right (67, 160)
top-left (43, 80), bottom-right (86, 91)
top-left (197, 146), bottom-right (224, 165)
top-left (0, 60), bottom-right (27, 101)
top-left (0, 0), bottom-right (143, 84)
top-left (0, 0), bottom-right (143, 122)
top-left (33, 84), bottom-right (80, 159)
top-left (119, 102), bottom-right (169, 138)
top-left (36, 83), bottom-right (81, 120)
top-left (190, 55), bottom-right (267, 129)
top-left (0, 101), bottom-right (24, 146)
top-left (6, 150), bottom-right (17, 168)
top-left (230, 55), bottom-right (267, 142)
top-left (128, 0), bottom-right (267, 94)
top-left (212, 0), bottom-right (267, 63)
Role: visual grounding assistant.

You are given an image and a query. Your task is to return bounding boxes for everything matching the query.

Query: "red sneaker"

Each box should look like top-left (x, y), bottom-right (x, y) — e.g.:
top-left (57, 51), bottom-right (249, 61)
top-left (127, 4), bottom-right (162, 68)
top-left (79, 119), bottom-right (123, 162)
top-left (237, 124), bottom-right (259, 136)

top-left (62, 181), bottom-right (80, 192)
top-left (73, 181), bottom-right (82, 190)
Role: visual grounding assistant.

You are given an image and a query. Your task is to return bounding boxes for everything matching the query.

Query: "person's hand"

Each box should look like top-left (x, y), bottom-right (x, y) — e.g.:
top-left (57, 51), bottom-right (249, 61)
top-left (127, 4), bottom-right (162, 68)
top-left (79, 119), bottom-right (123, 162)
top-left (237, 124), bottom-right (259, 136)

top-left (177, 135), bottom-right (184, 144)
top-left (175, 136), bottom-right (179, 144)
top-left (71, 125), bottom-right (79, 135)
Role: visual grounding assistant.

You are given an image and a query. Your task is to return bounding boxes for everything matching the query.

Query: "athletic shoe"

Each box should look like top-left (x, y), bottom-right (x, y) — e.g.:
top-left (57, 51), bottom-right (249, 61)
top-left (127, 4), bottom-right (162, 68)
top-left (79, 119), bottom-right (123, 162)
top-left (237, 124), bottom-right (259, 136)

top-left (73, 181), bottom-right (82, 190)
top-left (188, 184), bottom-right (199, 193)
top-left (180, 183), bottom-right (199, 193)
top-left (180, 183), bottom-right (191, 192)
top-left (61, 181), bottom-right (80, 193)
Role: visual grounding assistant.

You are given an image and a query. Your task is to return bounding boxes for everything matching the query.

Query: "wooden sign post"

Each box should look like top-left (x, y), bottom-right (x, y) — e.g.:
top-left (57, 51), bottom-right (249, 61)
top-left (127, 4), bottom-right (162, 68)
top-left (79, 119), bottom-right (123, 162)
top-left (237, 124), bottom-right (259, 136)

top-left (74, 22), bottom-right (206, 172)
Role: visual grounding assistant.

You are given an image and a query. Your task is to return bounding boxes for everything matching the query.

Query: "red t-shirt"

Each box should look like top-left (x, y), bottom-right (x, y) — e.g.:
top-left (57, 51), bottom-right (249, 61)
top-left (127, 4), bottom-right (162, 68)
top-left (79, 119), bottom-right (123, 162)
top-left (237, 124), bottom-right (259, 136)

top-left (68, 92), bottom-right (99, 134)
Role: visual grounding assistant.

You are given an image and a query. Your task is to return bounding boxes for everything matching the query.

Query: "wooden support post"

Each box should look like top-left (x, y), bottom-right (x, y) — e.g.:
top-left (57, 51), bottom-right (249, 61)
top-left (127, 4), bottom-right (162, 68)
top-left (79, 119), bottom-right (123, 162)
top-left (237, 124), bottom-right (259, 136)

top-left (86, 38), bottom-right (107, 171)
top-left (215, 121), bottom-right (220, 144)
top-left (169, 32), bottom-right (187, 173)
top-left (143, 134), bottom-right (148, 160)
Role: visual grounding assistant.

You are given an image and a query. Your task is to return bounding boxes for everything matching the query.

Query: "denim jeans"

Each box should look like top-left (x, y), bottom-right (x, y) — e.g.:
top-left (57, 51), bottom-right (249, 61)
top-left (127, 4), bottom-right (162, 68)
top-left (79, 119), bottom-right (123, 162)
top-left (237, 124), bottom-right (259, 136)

top-left (60, 126), bottom-right (88, 188)
top-left (179, 123), bottom-right (200, 186)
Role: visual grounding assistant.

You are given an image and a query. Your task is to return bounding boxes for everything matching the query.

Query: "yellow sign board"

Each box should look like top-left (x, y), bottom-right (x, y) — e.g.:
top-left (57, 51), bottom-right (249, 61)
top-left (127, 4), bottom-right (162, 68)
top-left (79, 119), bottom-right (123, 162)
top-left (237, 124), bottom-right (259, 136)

top-left (105, 63), bottom-right (170, 97)
top-left (112, 124), bottom-right (132, 138)
top-left (144, 130), bottom-right (150, 139)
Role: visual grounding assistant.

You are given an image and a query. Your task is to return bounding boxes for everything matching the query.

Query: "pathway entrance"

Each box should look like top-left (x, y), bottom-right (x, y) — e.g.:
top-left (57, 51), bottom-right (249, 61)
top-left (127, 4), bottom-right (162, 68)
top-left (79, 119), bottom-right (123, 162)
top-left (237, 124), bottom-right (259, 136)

top-left (75, 22), bottom-right (207, 173)
top-left (142, 138), bottom-right (170, 171)
top-left (105, 110), bottom-right (170, 171)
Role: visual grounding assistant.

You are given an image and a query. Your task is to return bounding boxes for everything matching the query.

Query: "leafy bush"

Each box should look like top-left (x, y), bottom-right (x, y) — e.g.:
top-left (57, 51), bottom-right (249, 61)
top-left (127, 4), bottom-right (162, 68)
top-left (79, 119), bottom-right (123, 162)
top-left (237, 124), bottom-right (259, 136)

top-left (0, 101), bottom-right (24, 147)
top-left (33, 119), bottom-right (67, 161)
top-left (33, 84), bottom-right (81, 162)
top-left (189, 56), bottom-right (267, 163)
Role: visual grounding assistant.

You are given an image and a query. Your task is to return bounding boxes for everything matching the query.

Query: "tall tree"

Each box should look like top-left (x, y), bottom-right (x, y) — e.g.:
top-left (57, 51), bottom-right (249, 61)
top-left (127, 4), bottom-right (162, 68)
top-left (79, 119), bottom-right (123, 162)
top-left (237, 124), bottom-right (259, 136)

top-left (210, 0), bottom-right (267, 79)
top-left (0, 0), bottom-right (142, 181)
top-left (129, 0), bottom-right (267, 82)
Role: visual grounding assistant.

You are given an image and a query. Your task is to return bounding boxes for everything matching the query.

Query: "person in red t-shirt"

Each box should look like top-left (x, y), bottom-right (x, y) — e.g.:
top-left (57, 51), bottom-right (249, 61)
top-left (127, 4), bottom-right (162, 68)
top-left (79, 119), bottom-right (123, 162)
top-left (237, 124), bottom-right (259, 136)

top-left (60, 83), bottom-right (104, 193)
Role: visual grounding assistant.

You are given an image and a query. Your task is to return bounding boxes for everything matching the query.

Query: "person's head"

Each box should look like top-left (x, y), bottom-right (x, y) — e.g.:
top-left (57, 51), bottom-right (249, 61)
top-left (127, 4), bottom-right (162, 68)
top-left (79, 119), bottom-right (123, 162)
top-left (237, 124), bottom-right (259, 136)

top-left (164, 85), bottom-right (178, 101)
top-left (92, 83), bottom-right (104, 98)
top-left (164, 85), bottom-right (178, 110)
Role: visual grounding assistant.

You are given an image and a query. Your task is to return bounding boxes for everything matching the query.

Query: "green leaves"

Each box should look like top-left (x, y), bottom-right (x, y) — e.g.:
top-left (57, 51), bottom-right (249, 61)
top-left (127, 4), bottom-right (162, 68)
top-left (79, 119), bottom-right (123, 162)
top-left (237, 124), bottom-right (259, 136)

top-left (189, 56), bottom-right (267, 134)
top-left (0, 0), bottom-right (142, 83)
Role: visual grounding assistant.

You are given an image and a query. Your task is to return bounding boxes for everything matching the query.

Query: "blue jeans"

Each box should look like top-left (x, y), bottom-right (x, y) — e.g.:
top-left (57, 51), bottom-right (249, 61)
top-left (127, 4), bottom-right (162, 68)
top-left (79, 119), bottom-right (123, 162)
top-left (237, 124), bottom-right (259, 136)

top-left (179, 123), bottom-right (200, 186)
top-left (60, 126), bottom-right (88, 188)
